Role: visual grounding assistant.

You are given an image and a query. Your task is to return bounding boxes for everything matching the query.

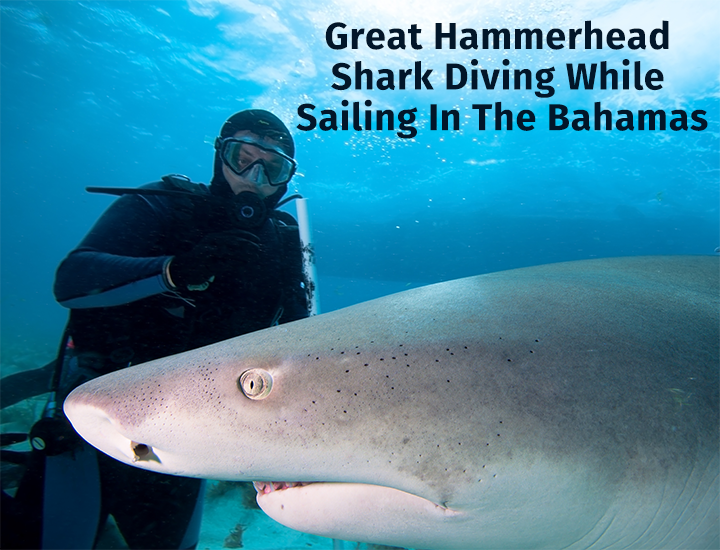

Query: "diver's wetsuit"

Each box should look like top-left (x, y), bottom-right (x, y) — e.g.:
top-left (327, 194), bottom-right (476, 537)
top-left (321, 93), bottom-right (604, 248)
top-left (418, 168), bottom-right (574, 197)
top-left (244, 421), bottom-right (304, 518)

top-left (56, 177), bottom-right (309, 367)
top-left (47, 176), bottom-right (308, 549)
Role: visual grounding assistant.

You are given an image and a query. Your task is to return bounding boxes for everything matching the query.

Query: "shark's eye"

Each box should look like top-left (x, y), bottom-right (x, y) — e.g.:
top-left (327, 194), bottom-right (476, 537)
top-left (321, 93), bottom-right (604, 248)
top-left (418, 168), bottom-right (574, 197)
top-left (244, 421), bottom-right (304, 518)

top-left (238, 369), bottom-right (273, 400)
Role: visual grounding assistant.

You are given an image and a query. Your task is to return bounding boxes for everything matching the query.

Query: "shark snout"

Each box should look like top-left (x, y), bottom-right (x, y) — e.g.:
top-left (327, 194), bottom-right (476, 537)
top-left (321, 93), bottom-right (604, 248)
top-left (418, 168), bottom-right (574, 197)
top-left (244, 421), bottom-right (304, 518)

top-left (64, 384), bottom-right (164, 468)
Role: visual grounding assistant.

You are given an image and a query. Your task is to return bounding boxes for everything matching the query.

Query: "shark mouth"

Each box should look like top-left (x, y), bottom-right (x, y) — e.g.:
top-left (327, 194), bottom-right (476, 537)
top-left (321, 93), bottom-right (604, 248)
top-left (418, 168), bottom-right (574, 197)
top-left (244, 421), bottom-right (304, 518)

top-left (251, 480), bottom-right (462, 527)
top-left (253, 481), bottom-right (314, 494)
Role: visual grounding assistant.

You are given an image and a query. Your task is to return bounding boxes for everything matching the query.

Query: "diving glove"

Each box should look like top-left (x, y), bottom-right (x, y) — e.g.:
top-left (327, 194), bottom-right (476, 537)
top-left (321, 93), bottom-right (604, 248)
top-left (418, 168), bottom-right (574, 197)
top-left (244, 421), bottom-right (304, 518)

top-left (167, 229), bottom-right (262, 291)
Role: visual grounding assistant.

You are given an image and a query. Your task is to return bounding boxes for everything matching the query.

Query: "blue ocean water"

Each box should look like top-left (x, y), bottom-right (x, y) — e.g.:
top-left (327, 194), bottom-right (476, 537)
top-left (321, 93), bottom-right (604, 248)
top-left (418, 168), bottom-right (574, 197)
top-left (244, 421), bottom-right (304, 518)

top-left (1, 1), bottom-right (718, 357)
top-left (1, 2), bottom-right (718, 547)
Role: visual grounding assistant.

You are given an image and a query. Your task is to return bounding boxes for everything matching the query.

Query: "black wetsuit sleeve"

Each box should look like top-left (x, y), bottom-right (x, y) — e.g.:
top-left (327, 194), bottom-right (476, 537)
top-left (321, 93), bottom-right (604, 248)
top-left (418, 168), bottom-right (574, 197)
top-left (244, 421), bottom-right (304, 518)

top-left (54, 193), bottom-right (174, 309)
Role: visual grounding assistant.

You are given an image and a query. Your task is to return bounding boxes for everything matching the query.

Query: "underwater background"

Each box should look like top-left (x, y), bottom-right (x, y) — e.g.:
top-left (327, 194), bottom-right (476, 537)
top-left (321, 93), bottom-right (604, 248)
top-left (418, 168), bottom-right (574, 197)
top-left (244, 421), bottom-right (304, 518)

top-left (1, 0), bottom-right (718, 548)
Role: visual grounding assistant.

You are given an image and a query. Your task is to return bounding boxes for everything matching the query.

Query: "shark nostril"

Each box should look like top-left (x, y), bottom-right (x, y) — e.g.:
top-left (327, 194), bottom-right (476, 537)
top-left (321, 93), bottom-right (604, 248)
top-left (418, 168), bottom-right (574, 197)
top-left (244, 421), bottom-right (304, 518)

top-left (133, 442), bottom-right (150, 457)
top-left (131, 441), bottom-right (160, 463)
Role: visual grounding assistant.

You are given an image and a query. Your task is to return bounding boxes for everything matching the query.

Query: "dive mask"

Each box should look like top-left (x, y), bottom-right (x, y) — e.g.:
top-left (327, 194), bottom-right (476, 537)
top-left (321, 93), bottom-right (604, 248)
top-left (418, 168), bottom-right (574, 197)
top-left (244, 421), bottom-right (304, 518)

top-left (215, 136), bottom-right (297, 187)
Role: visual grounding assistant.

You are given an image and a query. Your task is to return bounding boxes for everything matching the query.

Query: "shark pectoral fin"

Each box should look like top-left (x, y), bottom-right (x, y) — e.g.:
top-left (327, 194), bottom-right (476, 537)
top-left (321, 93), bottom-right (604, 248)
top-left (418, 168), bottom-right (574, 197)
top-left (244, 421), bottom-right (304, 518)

top-left (257, 482), bottom-right (461, 547)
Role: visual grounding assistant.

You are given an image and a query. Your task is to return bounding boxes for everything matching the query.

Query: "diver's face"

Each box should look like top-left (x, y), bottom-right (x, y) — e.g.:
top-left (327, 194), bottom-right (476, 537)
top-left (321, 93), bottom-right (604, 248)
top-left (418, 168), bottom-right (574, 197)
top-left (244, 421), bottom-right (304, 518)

top-left (222, 130), bottom-right (283, 197)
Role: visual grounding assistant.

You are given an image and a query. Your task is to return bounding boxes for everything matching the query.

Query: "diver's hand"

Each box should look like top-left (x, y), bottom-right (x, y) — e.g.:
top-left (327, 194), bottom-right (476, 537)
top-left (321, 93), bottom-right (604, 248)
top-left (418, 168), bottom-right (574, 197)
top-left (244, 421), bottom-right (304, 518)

top-left (167, 230), bottom-right (261, 291)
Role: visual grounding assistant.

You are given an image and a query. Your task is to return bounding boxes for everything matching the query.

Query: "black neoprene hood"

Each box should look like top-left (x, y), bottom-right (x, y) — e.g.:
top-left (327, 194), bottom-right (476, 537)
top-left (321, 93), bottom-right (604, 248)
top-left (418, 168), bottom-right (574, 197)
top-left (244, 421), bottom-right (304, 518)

top-left (219, 110), bottom-right (295, 158)
top-left (210, 109), bottom-right (295, 203)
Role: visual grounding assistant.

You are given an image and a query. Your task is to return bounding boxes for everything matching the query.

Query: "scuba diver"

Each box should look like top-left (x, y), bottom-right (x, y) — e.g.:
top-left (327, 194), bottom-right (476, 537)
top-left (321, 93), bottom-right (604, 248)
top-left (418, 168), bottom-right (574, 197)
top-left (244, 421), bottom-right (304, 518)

top-left (1, 110), bottom-right (309, 549)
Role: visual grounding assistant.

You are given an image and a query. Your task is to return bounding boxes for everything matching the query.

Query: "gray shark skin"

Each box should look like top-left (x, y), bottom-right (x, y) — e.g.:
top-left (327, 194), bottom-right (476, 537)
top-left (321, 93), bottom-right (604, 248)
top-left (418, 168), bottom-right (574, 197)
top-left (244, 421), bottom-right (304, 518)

top-left (65, 256), bottom-right (719, 550)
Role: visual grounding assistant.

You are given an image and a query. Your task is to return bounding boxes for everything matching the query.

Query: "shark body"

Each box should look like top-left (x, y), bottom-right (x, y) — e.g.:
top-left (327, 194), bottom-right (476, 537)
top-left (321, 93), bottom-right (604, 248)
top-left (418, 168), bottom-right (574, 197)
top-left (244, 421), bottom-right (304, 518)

top-left (65, 256), bottom-right (719, 549)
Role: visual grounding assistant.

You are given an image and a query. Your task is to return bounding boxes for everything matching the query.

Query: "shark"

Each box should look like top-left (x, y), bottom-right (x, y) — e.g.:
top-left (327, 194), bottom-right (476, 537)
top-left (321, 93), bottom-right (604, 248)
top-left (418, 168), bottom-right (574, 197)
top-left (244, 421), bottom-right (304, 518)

top-left (64, 256), bottom-right (719, 549)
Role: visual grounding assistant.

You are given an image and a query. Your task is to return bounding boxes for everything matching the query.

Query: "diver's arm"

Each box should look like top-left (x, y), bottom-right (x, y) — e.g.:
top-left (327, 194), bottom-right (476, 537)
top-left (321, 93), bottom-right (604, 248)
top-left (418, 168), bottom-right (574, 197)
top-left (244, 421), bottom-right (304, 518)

top-left (54, 194), bottom-right (174, 309)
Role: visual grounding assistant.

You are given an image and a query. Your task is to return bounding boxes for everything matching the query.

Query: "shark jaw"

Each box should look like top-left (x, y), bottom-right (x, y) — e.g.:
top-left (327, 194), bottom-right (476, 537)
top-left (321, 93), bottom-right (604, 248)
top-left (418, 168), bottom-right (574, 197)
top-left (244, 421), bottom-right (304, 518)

top-left (253, 480), bottom-right (313, 494)
top-left (251, 480), bottom-right (458, 514)
top-left (251, 481), bottom-right (464, 548)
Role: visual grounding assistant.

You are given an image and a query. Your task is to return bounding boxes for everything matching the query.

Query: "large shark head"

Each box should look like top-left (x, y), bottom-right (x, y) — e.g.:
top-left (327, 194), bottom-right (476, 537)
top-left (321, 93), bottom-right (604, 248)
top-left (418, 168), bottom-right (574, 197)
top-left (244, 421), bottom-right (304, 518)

top-left (65, 257), bottom-right (719, 549)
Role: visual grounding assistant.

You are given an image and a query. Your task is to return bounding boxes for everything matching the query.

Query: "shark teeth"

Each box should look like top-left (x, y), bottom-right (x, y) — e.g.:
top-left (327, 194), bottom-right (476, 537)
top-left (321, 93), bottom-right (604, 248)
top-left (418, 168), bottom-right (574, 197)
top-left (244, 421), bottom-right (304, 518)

top-left (252, 481), bottom-right (312, 494)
